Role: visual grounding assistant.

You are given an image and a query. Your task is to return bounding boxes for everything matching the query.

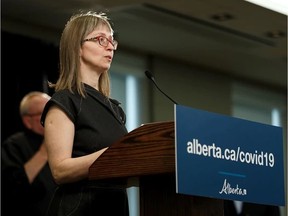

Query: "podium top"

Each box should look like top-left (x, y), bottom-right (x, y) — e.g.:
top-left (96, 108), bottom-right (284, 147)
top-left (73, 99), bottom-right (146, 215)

top-left (89, 121), bottom-right (175, 180)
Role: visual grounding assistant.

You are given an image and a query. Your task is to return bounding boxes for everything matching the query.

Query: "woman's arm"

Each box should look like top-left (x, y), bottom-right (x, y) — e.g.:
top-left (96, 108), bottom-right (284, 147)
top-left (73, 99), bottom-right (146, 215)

top-left (44, 105), bottom-right (107, 185)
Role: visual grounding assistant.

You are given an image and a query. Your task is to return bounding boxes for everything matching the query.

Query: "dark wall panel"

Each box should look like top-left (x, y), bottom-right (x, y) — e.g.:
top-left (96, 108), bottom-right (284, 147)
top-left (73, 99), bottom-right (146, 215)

top-left (1, 31), bottom-right (59, 141)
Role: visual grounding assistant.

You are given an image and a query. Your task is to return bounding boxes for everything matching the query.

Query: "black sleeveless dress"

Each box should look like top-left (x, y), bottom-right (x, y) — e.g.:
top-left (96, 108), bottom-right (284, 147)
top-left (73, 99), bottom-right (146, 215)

top-left (41, 84), bottom-right (129, 216)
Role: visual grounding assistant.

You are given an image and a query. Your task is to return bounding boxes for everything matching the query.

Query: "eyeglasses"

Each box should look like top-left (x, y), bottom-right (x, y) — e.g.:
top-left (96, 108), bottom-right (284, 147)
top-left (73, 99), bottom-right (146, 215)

top-left (82, 36), bottom-right (118, 50)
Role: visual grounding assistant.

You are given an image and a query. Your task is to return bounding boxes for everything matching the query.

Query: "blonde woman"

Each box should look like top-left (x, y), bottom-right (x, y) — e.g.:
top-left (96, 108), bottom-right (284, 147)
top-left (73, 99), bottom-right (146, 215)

top-left (41, 11), bottom-right (129, 216)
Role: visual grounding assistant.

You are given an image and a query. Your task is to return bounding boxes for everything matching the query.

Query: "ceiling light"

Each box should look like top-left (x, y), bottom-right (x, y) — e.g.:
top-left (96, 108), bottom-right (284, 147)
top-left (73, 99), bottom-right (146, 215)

top-left (266, 30), bottom-right (286, 38)
top-left (244, 0), bottom-right (288, 16)
top-left (211, 13), bottom-right (234, 22)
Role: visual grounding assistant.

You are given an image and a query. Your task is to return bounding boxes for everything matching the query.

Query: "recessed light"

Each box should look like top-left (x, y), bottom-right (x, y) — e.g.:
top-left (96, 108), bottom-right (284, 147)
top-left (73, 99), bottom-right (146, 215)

top-left (266, 30), bottom-right (286, 38)
top-left (211, 13), bottom-right (234, 22)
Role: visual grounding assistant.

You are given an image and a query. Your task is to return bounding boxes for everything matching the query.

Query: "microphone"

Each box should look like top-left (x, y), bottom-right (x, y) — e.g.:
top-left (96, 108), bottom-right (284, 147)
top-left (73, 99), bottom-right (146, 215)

top-left (145, 70), bottom-right (178, 104)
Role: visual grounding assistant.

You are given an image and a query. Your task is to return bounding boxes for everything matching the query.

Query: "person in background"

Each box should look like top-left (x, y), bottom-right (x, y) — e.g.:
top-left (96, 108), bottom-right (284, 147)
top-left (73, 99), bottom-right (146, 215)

top-left (224, 200), bottom-right (280, 216)
top-left (2, 91), bottom-right (56, 216)
top-left (41, 11), bottom-right (129, 216)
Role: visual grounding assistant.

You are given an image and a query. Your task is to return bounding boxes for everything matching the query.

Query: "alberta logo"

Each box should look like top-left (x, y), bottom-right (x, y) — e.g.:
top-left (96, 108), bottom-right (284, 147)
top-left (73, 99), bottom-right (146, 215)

top-left (219, 179), bottom-right (247, 196)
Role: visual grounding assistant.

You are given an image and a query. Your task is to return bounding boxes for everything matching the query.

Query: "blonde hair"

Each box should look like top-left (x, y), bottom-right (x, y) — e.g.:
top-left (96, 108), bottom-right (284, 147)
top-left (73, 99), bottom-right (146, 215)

top-left (51, 11), bottom-right (114, 97)
top-left (19, 91), bottom-right (51, 116)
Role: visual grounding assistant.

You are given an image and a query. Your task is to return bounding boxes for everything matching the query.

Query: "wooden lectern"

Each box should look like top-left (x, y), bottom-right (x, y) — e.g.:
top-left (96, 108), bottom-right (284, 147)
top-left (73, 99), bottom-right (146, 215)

top-left (89, 121), bottom-right (223, 216)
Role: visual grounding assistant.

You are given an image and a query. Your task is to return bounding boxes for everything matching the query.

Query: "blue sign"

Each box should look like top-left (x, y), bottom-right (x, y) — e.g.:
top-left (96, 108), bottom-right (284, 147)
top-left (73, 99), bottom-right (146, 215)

top-left (175, 104), bottom-right (285, 206)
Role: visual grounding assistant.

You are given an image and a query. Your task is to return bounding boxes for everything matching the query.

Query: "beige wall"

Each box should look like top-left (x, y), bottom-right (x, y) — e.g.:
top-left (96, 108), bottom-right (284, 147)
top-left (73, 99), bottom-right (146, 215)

top-left (150, 57), bottom-right (232, 122)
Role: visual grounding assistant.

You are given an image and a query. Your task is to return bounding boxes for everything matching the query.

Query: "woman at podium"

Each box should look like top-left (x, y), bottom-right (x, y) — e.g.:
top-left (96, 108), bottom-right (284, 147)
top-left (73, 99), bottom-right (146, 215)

top-left (41, 10), bottom-right (129, 216)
